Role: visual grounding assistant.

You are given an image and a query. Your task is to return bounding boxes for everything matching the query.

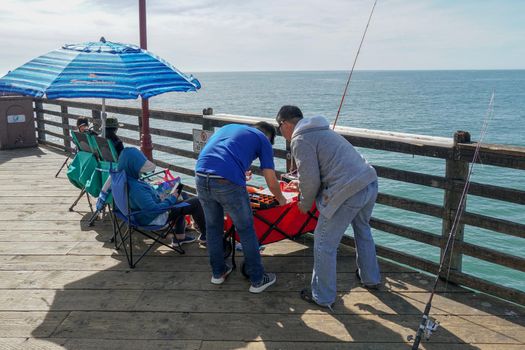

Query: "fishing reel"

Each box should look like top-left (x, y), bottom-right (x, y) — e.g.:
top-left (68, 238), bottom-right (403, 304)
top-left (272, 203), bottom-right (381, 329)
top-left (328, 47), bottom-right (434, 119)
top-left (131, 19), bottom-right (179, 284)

top-left (423, 317), bottom-right (440, 340)
top-left (407, 316), bottom-right (440, 347)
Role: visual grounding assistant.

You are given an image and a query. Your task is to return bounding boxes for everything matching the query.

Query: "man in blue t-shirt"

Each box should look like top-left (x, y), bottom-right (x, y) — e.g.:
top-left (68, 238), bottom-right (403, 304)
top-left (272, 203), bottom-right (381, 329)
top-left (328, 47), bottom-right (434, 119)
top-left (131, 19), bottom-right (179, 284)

top-left (195, 121), bottom-right (286, 293)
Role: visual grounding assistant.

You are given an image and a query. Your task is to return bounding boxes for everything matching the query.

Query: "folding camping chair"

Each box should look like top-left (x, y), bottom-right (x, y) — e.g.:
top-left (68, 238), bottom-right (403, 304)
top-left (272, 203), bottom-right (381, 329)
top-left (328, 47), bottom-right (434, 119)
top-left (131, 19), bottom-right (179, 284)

top-left (86, 136), bottom-right (119, 226)
top-left (66, 131), bottom-right (99, 212)
top-left (110, 168), bottom-right (189, 268)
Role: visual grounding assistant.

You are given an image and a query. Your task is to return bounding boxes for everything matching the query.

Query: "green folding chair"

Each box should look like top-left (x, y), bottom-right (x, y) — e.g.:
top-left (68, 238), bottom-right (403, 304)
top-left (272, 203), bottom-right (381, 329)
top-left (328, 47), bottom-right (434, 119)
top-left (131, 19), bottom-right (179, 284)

top-left (86, 136), bottom-right (119, 226)
top-left (67, 131), bottom-right (99, 211)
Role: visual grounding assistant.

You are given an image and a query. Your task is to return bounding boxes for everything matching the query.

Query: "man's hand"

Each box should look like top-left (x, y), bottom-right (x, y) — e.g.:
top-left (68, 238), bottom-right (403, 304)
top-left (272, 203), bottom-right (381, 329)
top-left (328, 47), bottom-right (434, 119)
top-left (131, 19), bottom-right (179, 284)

top-left (275, 194), bottom-right (288, 206)
top-left (297, 201), bottom-right (309, 214)
top-left (262, 168), bottom-right (287, 206)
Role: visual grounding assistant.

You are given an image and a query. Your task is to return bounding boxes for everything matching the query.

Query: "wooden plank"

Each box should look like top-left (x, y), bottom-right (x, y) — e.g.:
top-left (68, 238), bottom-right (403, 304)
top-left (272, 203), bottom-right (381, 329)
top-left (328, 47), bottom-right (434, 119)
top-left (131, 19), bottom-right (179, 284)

top-left (467, 181), bottom-right (525, 205)
top-left (154, 159), bottom-right (196, 177)
top-left (0, 270), bottom-right (464, 293)
top-left (49, 312), bottom-right (524, 344)
top-left (2, 288), bottom-right (522, 317)
top-left (377, 193), bottom-right (444, 217)
top-left (149, 109), bottom-right (203, 125)
top-left (0, 338), bottom-right (201, 350)
top-left (0, 255), bottom-right (410, 273)
top-left (152, 143), bottom-right (198, 160)
top-left (0, 289), bottom-right (142, 311)
top-left (199, 341), bottom-right (525, 350)
top-left (462, 211), bottom-right (525, 239)
top-left (0, 242), bottom-right (79, 256)
top-left (374, 165), bottom-right (447, 189)
top-left (458, 142), bottom-right (525, 170)
top-left (341, 236), bottom-right (525, 305)
top-left (0, 311), bottom-right (69, 337)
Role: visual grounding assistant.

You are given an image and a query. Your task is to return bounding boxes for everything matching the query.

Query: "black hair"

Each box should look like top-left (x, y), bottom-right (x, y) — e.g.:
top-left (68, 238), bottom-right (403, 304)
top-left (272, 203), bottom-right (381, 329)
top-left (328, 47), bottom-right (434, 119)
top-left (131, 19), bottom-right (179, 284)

top-left (105, 128), bottom-right (118, 138)
top-left (254, 121), bottom-right (276, 145)
top-left (276, 105), bottom-right (303, 124)
top-left (77, 116), bottom-right (89, 128)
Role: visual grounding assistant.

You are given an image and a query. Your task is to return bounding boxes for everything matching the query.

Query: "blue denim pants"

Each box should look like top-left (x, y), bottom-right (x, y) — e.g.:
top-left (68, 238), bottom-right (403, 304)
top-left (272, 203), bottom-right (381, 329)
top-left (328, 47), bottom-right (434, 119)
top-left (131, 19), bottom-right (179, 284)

top-left (195, 175), bottom-right (265, 284)
top-left (312, 180), bottom-right (381, 306)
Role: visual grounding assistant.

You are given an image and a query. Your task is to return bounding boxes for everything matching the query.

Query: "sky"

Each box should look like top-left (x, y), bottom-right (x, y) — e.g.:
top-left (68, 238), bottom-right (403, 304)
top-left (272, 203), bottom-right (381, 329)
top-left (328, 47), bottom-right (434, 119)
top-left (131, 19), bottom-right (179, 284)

top-left (0, 0), bottom-right (524, 74)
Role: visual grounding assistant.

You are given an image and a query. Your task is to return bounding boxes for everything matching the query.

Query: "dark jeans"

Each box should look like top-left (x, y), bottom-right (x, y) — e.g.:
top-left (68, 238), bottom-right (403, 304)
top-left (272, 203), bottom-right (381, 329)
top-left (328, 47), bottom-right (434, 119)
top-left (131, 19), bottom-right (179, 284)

top-left (168, 195), bottom-right (206, 237)
top-left (196, 175), bottom-right (264, 284)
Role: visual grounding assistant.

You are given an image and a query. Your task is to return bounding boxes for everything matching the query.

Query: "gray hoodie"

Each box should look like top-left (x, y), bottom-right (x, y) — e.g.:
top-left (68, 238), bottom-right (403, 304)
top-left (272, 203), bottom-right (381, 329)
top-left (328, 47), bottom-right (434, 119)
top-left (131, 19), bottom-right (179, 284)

top-left (291, 116), bottom-right (377, 219)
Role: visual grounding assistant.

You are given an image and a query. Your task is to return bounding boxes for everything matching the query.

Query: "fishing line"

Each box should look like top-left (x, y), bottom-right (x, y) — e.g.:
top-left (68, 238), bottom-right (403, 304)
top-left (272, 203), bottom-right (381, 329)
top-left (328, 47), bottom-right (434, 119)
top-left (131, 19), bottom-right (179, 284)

top-left (298, 0), bottom-right (379, 304)
top-left (332, 0), bottom-right (378, 130)
top-left (443, 91), bottom-right (495, 289)
top-left (411, 91), bottom-right (496, 350)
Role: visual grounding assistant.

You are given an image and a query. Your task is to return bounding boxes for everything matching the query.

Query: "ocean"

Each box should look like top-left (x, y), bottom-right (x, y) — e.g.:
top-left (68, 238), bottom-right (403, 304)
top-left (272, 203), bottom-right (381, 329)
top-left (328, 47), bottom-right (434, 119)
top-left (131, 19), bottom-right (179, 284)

top-left (81, 70), bottom-right (525, 291)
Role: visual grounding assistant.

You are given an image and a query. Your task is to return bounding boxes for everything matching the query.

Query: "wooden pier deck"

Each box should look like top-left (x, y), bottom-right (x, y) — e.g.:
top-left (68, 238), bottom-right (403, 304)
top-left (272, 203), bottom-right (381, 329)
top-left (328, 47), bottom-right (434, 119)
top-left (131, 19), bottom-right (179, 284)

top-left (0, 146), bottom-right (523, 350)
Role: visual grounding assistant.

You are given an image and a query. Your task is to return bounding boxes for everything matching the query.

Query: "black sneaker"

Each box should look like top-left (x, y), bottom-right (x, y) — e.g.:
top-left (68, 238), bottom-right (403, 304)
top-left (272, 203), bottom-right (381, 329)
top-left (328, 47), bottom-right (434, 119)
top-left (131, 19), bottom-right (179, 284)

top-left (355, 269), bottom-right (381, 290)
top-left (300, 288), bottom-right (334, 311)
top-left (249, 273), bottom-right (276, 293)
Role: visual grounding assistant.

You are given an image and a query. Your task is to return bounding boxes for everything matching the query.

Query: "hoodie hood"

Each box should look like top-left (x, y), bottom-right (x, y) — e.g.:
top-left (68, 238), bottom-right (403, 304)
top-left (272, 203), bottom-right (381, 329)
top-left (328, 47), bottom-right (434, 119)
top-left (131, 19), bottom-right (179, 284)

top-left (118, 147), bottom-right (147, 179)
top-left (292, 116), bottom-right (330, 139)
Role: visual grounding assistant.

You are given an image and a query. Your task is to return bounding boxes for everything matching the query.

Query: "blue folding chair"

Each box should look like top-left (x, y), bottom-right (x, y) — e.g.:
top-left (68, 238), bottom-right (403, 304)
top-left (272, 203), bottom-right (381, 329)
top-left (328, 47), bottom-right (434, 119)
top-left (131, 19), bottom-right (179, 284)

top-left (110, 169), bottom-right (189, 268)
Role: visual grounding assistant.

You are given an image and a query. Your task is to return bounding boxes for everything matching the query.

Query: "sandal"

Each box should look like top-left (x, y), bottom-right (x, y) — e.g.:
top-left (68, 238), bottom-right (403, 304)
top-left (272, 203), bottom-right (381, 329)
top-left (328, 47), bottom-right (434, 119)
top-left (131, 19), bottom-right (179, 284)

top-left (300, 289), bottom-right (334, 311)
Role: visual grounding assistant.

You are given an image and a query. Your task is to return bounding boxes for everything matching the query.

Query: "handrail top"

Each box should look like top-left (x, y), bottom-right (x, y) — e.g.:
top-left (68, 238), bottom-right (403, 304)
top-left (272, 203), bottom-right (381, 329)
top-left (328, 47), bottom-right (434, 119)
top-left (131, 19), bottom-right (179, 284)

top-left (212, 113), bottom-right (454, 148)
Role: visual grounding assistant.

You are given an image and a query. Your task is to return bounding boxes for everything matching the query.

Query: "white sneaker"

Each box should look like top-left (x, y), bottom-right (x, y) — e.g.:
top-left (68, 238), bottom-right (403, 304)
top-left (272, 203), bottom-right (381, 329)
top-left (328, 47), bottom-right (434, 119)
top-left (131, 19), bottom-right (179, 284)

top-left (249, 273), bottom-right (276, 293)
top-left (211, 265), bottom-right (233, 285)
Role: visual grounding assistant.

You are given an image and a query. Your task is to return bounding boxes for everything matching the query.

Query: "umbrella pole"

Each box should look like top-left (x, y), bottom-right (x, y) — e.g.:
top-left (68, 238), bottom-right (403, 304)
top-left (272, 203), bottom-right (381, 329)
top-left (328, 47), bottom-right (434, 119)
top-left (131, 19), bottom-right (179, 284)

top-left (141, 98), bottom-right (153, 160)
top-left (139, 0), bottom-right (153, 160)
top-left (101, 98), bottom-right (107, 138)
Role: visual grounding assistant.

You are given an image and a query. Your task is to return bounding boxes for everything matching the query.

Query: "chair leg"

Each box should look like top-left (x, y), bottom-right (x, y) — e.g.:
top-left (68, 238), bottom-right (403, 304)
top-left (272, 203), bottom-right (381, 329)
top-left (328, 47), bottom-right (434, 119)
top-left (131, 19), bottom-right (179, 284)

top-left (86, 193), bottom-right (94, 213)
top-left (87, 209), bottom-right (99, 227)
top-left (55, 156), bottom-right (69, 178)
top-left (129, 228), bottom-right (134, 268)
top-left (69, 189), bottom-right (86, 212)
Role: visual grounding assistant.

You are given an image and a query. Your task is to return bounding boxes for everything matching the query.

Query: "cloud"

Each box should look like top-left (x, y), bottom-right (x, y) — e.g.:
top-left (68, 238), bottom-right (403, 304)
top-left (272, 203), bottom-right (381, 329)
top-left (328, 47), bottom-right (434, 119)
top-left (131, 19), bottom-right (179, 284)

top-left (0, 0), bottom-right (523, 74)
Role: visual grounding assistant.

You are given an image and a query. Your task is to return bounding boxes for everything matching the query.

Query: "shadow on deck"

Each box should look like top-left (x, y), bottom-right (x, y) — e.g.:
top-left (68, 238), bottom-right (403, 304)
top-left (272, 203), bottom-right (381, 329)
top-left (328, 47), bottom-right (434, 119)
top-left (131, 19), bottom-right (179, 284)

top-left (0, 146), bottom-right (523, 349)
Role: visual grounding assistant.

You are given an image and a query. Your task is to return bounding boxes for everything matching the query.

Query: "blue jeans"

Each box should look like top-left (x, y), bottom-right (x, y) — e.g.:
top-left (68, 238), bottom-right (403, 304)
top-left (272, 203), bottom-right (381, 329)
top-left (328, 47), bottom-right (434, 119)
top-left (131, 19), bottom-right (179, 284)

top-left (312, 181), bottom-right (381, 305)
top-left (196, 175), bottom-right (265, 284)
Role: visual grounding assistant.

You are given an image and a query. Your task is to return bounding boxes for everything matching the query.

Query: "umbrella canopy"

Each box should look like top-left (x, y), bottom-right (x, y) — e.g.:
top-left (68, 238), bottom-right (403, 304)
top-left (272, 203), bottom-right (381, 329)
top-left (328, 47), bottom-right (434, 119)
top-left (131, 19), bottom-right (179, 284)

top-left (0, 37), bottom-right (201, 99)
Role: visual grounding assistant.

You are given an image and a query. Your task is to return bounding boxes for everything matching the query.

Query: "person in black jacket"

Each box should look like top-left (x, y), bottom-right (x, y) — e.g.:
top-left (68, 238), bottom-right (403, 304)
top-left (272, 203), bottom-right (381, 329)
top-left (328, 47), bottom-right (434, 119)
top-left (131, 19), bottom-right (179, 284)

top-left (105, 116), bottom-right (124, 156)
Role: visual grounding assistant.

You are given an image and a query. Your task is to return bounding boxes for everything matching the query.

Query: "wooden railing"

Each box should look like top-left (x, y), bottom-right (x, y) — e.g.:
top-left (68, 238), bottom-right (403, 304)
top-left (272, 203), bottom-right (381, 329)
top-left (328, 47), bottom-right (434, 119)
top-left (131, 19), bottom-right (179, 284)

top-left (34, 98), bottom-right (525, 305)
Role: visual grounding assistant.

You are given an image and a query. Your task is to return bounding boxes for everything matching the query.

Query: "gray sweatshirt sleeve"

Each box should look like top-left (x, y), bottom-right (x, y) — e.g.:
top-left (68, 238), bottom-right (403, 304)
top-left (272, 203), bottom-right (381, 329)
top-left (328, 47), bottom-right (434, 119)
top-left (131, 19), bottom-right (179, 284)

top-left (292, 138), bottom-right (321, 212)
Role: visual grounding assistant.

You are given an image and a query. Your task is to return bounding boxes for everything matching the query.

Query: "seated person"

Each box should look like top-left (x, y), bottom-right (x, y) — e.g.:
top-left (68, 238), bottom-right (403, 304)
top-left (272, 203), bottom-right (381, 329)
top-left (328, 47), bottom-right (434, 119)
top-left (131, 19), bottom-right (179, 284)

top-left (105, 116), bottom-right (124, 156)
top-left (77, 116), bottom-right (98, 135)
top-left (118, 147), bottom-right (206, 246)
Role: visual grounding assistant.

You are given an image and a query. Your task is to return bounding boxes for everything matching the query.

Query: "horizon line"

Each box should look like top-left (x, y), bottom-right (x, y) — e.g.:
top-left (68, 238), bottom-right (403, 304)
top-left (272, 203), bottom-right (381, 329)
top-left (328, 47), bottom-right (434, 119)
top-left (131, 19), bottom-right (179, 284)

top-left (188, 68), bottom-right (525, 74)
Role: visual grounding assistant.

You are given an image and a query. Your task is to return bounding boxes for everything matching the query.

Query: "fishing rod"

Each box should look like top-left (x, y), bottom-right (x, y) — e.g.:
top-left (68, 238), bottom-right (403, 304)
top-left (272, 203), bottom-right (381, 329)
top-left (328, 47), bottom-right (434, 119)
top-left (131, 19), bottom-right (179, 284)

top-left (410, 91), bottom-right (496, 349)
top-left (332, 0), bottom-right (378, 130)
top-left (286, 0), bottom-right (377, 174)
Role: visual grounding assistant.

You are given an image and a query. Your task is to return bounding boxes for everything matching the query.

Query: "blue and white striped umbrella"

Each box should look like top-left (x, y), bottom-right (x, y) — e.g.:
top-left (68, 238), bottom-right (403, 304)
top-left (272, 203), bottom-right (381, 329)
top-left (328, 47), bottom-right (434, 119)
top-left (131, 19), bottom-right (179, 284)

top-left (0, 37), bottom-right (201, 99)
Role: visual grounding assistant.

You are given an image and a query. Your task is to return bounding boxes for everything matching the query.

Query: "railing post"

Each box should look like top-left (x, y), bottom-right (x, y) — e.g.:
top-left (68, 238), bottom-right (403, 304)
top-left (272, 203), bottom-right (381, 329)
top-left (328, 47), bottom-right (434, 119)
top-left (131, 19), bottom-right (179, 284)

top-left (34, 100), bottom-right (46, 143)
top-left (91, 109), bottom-right (101, 134)
top-left (440, 131), bottom-right (470, 278)
top-left (285, 141), bottom-right (293, 173)
top-left (202, 107), bottom-right (214, 132)
top-left (61, 105), bottom-right (70, 151)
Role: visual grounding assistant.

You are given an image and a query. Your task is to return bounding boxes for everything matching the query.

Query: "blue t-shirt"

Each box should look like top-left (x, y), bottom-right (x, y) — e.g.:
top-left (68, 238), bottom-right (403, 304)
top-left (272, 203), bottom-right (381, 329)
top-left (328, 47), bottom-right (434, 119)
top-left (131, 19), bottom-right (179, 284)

top-left (196, 124), bottom-right (275, 186)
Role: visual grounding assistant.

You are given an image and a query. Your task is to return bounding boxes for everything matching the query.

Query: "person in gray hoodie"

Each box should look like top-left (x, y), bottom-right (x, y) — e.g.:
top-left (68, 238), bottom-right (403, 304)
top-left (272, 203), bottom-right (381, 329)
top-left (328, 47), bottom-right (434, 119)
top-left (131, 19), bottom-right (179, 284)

top-left (276, 105), bottom-right (381, 309)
